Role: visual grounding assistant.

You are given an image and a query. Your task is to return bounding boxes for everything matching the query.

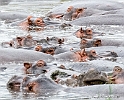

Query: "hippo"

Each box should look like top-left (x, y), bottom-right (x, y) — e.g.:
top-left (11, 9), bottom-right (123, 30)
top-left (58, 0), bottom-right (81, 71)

top-left (92, 37), bottom-right (124, 47)
top-left (86, 46), bottom-right (124, 57)
top-left (80, 39), bottom-right (102, 49)
top-left (0, 47), bottom-right (54, 63)
top-left (46, 37), bottom-right (65, 45)
top-left (19, 16), bottom-right (46, 31)
top-left (74, 27), bottom-right (93, 39)
top-left (47, 5), bottom-right (87, 21)
top-left (54, 49), bottom-right (97, 62)
top-left (34, 36), bottom-right (65, 47)
top-left (34, 44), bottom-right (68, 55)
top-left (79, 37), bottom-right (124, 49)
top-left (51, 69), bottom-right (108, 87)
top-left (1, 34), bottom-right (37, 49)
top-left (77, 69), bottom-right (108, 86)
top-left (11, 16), bottom-right (61, 31)
top-left (64, 59), bottom-right (124, 73)
top-left (108, 66), bottom-right (124, 84)
top-left (7, 75), bottom-right (23, 92)
top-left (7, 75), bottom-right (63, 95)
top-left (47, 0), bottom-right (124, 25)
top-left (24, 60), bottom-right (48, 75)
top-left (0, 11), bottom-right (28, 21)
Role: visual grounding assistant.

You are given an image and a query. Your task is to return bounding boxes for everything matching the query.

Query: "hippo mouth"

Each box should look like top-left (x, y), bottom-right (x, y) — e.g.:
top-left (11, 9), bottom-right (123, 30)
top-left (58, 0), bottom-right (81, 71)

top-left (83, 80), bottom-right (106, 85)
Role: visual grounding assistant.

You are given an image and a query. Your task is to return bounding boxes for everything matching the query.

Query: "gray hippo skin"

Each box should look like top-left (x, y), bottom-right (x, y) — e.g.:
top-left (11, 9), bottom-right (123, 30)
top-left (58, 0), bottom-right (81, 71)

top-left (64, 59), bottom-right (124, 73)
top-left (0, 0), bottom-right (11, 5)
top-left (0, 12), bottom-right (28, 21)
top-left (47, 0), bottom-right (124, 25)
top-left (0, 48), bottom-right (54, 63)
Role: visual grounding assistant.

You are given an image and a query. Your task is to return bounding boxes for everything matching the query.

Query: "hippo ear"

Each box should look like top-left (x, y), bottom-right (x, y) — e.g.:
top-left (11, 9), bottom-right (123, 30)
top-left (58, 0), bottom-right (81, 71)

top-left (80, 49), bottom-right (85, 55)
top-left (24, 63), bottom-right (32, 69)
top-left (46, 37), bottom-right (49, 41)
top-left (62, 38), bottom-right (64, 42)
top-left (86, 28), bottom-right (92, 35)
top-left (27, 16), bottom-right (33, 25)
top-left (80, 27), bottom-right (83, 31)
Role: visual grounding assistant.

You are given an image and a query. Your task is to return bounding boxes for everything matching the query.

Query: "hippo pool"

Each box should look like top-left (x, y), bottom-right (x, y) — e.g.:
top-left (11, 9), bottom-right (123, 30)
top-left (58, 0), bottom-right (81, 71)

top-left (1, 0), bottom-right (124, 100)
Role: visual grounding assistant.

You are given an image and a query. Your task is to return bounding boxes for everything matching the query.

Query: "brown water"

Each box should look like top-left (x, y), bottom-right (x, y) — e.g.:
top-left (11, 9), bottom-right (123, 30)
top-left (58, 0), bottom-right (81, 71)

top-left (0, 0), bottom-right (124, 100)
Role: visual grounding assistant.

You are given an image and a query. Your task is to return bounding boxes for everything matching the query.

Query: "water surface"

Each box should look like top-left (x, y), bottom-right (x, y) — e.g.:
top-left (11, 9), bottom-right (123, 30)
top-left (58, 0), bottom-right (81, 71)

top-left (0, 0), bottom-right (124, 100)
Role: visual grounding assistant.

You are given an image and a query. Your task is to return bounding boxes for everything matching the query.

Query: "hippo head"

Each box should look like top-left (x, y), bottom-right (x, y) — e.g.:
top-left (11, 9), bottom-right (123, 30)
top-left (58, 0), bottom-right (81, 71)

top-left (93, 39), bottom-right (102, 47)
top-left (114, 72), bottom-right (124, 84)
top-left (35, 45), bottom-right (42, 52)
top-left (7, 75), bottom-right (23, 92)
top-left (22, 76), bottom-right (63, 94)
top-left (82, 69), bottom-right (108, 85)
top-left (7, 75), bottom-right (63, 95)
top-left (75, 27), bottom-right (93, 39)
top-left (27, 16), bottom-right (45, 27)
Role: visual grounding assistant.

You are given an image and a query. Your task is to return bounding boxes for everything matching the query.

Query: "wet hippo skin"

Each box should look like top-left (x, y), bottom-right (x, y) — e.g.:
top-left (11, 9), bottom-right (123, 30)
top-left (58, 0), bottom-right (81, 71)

top-left (0, 0), bottom-right (11, 5)
top-left (47, 0), bottom-right (124, 25)
top-left (0, 12), bottom-right (28, 21)
top-left (7, 75), bottom-right (63, 95)
top-left (0, 48), bottom-right (54, 63)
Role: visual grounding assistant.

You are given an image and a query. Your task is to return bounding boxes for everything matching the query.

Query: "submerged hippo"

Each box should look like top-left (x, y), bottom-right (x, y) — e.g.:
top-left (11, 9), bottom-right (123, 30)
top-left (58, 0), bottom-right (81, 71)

top-left (47, 6), bottom-right (86, 21)
top-left (11, 16), bottom-right (61, 31)
top-left (0, 48), bottom-right (54, 63)
top-left (80, 38), bottom-right (124, 50)
top-left (64, 59), bottom-right (124, 73)
top-left (74, 27), bottom-right (93, 39)
top-left (108, 66), bottom-right (124, 84)
top-left (47, 0), bottom-right (124, 25)
top-left (51, 69), bottom-right (108, 87)
top-left (77, 69), bottom-right (108, 86)
top-left (80, 39), bottom-right (102, 49)
top-left (1, 34), bottom-right (37, 49)
top-left (54, 49), bottom-right (97, 62)
top-left (7, 75), bottom-right (63, 95)
top-left (24, 59), bottom-right (47, 74)
top-left (35, 45), bottom-right (68, 55)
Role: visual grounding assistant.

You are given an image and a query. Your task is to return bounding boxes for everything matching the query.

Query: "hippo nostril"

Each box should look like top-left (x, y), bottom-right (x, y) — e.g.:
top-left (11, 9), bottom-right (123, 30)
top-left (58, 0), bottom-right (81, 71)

top-left (28, 86), bottom-right (33, 91)
top-left (28, 85), bottom-right (33, 92)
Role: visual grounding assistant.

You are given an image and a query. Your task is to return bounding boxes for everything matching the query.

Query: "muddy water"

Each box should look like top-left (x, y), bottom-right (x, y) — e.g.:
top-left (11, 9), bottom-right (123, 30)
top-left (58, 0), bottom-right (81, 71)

top-left (0, 0), bottom-right (124, 100)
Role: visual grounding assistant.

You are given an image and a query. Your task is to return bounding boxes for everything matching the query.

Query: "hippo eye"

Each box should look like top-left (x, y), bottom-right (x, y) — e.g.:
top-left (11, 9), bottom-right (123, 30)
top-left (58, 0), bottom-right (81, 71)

top-left (37, 20), bottom-right (41, 22)
top-left (92, 51), bottom-right (96, 54)
top-left (88, 30), bottom-right (91, 32)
